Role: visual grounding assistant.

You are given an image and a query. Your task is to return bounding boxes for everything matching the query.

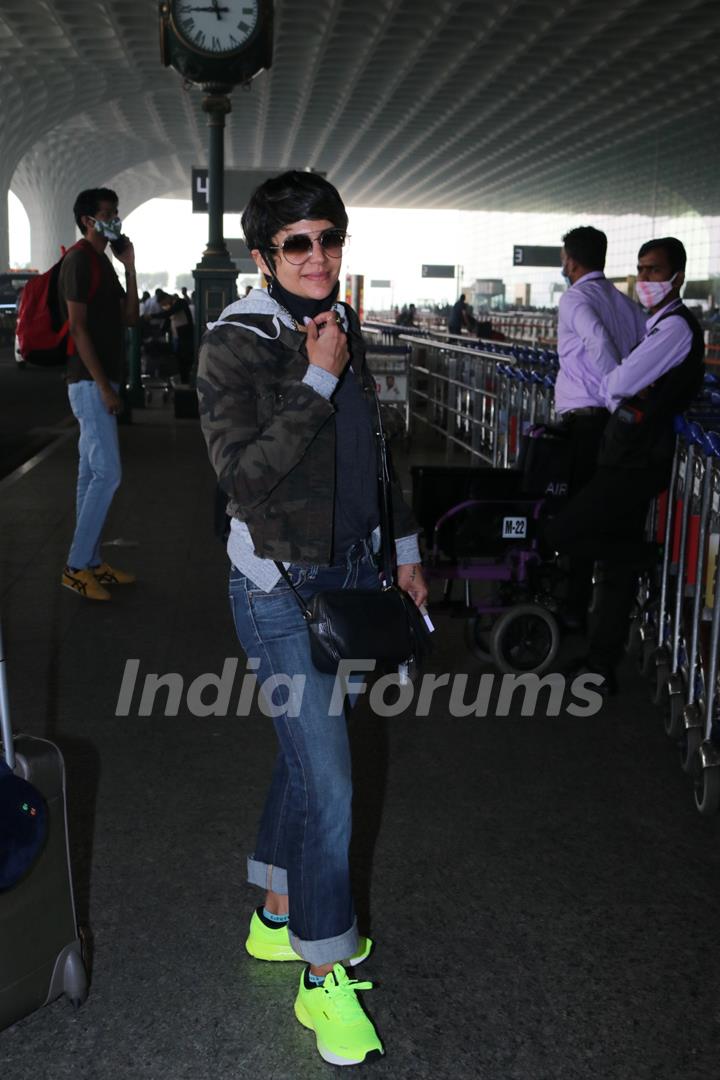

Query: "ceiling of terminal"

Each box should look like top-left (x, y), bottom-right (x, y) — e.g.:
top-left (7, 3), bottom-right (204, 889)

top-left (1, 0), bottom-right (719, 226)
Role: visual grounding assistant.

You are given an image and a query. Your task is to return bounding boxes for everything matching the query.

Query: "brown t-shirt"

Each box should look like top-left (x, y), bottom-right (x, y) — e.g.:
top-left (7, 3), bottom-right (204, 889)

top-left (58, 240), bottom-right (125, 383)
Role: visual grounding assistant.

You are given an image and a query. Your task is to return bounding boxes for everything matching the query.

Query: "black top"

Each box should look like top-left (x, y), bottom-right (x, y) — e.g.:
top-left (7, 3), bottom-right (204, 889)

top-left (331, 363), bottom-right (380, 560)
top-left (58, 240), bottom-right (125, 383)
top-left (448, 297), bottom-right (466, 334)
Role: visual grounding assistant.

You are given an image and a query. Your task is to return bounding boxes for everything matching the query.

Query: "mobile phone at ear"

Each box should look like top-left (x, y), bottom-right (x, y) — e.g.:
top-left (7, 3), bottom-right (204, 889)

top-left (110, 234), bottom-right (130, 256)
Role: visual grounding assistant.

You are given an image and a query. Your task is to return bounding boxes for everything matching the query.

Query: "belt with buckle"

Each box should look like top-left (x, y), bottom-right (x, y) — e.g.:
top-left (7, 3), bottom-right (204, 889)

top-left (562, 406), bottom-right (608, 418)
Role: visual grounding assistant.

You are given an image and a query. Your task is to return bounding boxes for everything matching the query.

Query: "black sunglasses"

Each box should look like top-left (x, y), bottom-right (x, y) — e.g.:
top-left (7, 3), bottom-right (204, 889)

top-left (268, 229), bottom-right (347, 265)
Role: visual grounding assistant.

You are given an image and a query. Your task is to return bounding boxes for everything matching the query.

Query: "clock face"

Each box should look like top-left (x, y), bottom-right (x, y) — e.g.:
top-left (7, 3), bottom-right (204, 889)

top-left (171, 0), bottom-right (259, 55)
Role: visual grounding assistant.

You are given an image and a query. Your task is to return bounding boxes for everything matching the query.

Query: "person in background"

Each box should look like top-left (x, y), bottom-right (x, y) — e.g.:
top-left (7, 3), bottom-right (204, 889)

top-left (556, 226), bottom-right (647, 495)
top-left (143, 287), bottom-right (165, 319)
top-left (59, 187), bottom-right (138, 601)
top-left (159, 291), bottom-right (194, 383)
top-left (448, 293), bottom-right (470, 335)
top-left (554, 226), bottom-right (647, 628)
top-left (546, 237), bottom-right (704, 692)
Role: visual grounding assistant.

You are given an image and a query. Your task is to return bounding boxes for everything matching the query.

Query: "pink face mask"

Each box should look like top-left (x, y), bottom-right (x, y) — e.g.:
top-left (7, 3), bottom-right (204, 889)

top-left (636, 273), bottom-right (678, 310)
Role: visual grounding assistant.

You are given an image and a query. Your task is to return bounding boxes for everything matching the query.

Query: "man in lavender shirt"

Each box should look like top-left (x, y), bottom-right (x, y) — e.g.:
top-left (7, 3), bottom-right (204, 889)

top-left (556, 226), bottom-right (646, 494)
top-left (545, 238), bottom-right (704, 693)
top-left (554, 227), bottom-right (646, 630)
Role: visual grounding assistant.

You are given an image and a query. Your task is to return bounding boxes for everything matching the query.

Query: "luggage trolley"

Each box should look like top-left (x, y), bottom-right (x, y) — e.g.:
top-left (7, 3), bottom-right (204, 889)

top-left (661, 421), bottom-right (707, 741)
top-left (495, 350), bottom-right (558, 469)
top-left (638, 416), bottom-right (696, 706)
top-left (469, 342), bottom-right (504, 463)
top-left (693, 436), bottom-right (720, 814)
top-left (629, 396), bottom-right (720, 698)
top-left (628, 469), bottom-right (674, 679)
top-left (495, 363), bottom-right (524, 467)
top-left (675, 428), bottom-right (720, 776)
top-left (141, 338), bottom-right (176, 407)
top-left (365, 343), bottom-right (411, 441)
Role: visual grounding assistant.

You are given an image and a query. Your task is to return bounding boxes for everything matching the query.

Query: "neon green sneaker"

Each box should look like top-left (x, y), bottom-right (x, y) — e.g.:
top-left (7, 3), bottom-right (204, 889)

top-left (244, 909), bottom-right (372, 965)
top-left (294, 964), bottom-right (384, 1066)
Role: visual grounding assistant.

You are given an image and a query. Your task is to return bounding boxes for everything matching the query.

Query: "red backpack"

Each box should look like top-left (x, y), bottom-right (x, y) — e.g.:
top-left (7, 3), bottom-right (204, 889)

top-left (16, 240), bottom-right (102, 367)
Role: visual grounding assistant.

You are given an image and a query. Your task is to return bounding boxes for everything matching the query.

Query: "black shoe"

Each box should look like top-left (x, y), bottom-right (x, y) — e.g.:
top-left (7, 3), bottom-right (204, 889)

top-left (562, 654), bottom-right (618, 697)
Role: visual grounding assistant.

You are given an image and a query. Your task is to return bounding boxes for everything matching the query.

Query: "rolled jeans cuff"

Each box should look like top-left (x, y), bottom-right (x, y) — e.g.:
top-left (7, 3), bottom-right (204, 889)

top-left (247, 855), bottom-right (288, 896)
top-left (289, 920), bottom-right (360, 967)
top-left (247, 855), bottom-right (360, 965)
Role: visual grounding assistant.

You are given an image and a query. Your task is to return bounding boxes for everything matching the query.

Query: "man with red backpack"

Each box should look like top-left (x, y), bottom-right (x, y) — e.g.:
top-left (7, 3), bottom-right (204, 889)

top-left (59, 188), bottom-right (139, 601)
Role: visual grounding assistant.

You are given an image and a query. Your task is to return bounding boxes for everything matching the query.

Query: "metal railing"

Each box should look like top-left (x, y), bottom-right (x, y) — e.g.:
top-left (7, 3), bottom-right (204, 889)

top-left (367, 330), bottom-right (559, 466)
top-left (364, 312), bottom-right (559, 346)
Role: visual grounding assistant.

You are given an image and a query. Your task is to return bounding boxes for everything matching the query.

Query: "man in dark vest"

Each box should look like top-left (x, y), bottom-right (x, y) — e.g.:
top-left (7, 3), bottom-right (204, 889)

top-left (544, 237), bottom-right (704, 692)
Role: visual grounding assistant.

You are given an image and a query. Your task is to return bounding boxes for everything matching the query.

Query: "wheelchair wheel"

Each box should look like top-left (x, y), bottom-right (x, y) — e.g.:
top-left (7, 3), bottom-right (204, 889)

top-left (489, 604), bottom-right (560, 675)
top-left (464, 614), bottom-right (494, 663)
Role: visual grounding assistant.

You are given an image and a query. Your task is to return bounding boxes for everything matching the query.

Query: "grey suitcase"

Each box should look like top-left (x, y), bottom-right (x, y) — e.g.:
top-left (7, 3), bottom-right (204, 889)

top-left (0, 621), bottom-right (88, 1030)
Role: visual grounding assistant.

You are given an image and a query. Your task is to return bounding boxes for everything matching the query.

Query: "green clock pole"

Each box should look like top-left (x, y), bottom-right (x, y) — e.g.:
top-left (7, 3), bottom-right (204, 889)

top-left (192, 85), bottom-right (239, 370)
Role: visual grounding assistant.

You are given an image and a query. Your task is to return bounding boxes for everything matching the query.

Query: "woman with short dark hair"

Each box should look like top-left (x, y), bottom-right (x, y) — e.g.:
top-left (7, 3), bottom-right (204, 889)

top-left (197, 171), bottom-right (427, 1068)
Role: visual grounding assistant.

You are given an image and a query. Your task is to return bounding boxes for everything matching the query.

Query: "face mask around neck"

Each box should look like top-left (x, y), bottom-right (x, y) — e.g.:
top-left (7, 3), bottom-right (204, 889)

top-left (267, 275), bottom-right (340, 324)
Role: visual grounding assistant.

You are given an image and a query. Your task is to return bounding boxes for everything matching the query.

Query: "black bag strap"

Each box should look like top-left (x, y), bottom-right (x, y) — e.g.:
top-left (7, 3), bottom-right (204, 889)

top-left (275, 563), bottom-right (312, 618)
top-left (371, 391), bottom-right (396, 588)
top-left (275, 378), bottom-right (396, 596)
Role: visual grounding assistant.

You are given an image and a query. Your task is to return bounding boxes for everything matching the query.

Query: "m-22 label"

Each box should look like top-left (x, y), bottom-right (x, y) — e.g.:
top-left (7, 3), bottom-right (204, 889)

top-left (502, 516), bottom-right (527, 539)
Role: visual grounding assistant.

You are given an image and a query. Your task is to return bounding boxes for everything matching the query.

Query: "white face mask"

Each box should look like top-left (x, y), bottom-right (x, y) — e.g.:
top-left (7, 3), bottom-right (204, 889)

top-left (636, 272), bottom-right (678, 310)
top-left (91, 215), bottom-right (122, 241)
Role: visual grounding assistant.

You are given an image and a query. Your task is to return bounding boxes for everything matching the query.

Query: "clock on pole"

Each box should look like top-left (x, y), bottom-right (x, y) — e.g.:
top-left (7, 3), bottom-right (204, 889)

top-left (159, 0), bottom-right (273, 374)
top-left (160, 0), bottom-right (272, 85)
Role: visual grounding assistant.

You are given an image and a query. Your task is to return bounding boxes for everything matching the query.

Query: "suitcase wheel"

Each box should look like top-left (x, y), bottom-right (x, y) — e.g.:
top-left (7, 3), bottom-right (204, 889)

top-left (61, 939), bottom-right (89, 1010)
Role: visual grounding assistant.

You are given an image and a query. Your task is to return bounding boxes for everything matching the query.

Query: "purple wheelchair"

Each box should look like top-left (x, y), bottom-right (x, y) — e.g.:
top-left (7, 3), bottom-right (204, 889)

top-left (411, 442), bottom-right (570, 675)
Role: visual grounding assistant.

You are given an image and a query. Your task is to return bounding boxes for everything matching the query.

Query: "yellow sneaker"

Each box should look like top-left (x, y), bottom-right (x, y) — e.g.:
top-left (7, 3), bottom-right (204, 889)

top-left (294, 964), bottom-right (384, 1066)
top-left (61, 566), bottom-right (111, 601)
top-left (93, 562), bottom-right (136, 586)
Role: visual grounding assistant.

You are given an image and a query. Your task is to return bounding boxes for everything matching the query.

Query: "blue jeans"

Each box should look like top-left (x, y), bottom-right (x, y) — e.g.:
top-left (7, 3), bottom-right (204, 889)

top-left (228, 541), bottom-right (380, 966)
top-left (66, 381), bottom-right (121, 570)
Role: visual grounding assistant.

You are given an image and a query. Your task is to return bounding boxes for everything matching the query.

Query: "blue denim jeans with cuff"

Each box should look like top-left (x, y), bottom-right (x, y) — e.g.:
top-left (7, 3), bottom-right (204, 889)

top-left (228, 539), bottom-right (380, 966)
top-left (66, 380), bottom-right (121, 570)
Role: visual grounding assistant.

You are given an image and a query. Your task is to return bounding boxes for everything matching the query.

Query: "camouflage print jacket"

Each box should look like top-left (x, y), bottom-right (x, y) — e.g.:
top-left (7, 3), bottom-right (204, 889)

top-left (196, 289), bottom-right (418, 564)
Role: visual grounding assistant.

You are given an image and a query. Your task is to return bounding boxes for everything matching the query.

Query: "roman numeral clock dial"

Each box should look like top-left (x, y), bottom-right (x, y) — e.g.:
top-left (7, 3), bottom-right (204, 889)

top-left (160, 0), bottom-right (271, 86)
top-left (171, 0), bottom-right (259, 54)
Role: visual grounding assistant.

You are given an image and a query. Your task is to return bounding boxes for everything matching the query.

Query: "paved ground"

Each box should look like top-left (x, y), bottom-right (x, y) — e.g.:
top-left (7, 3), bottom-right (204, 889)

top-left (1, 393), bottom-right (720, 1080)
top-left (0, 347), bottom-right (74, 480)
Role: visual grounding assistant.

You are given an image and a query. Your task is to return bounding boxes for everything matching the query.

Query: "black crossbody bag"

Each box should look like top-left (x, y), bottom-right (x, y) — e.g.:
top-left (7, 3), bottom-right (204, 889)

top-left (275, 395), bottom-right (429, 675)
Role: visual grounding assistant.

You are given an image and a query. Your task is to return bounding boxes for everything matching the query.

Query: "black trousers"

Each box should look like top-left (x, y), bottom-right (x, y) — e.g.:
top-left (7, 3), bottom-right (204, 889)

top-left (563, 411), bottom-right (609, 496)
top-left (543, 464), bottom-right (668, 668)
top-left (561, 411), bottom-right (609, 619)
